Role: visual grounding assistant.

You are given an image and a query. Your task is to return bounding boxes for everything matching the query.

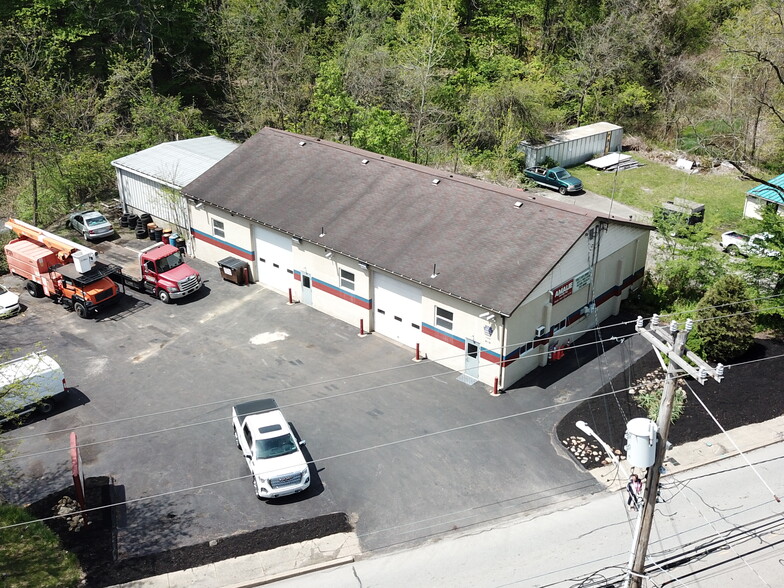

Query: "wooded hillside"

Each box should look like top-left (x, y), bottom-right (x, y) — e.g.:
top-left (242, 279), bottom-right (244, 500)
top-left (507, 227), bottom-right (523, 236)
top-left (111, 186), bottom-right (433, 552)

top-left (1, 0), bottom-right (782, 224)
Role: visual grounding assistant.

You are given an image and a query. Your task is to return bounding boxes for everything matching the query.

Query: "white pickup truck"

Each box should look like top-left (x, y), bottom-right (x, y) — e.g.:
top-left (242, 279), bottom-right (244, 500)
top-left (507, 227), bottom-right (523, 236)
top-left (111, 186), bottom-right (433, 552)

top-left (720, 231), bottom-right (779, 257)
top-left (232, 398), bottom-right (311, 499)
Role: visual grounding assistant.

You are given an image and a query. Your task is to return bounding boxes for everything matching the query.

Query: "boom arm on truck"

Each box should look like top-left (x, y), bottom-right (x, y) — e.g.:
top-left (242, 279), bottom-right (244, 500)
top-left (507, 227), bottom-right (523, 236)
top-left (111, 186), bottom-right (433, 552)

top-left (3, 218), bottom-right (120, 318)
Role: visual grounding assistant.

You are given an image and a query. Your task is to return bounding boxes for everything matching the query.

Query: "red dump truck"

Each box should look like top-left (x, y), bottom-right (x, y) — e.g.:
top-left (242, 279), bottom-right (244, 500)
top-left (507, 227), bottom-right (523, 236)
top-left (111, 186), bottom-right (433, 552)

top-left (3, 219), bottom-right (120, 318)
top-left (95, 240), bottom-right (202, 303)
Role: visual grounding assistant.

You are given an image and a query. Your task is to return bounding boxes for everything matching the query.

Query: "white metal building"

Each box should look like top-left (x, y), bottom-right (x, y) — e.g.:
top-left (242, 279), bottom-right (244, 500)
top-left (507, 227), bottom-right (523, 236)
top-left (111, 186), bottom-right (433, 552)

top-left (111, 136), bottom-right (238, 241)
top-left (182, 128), bottom-right (650, 390)
top-left (743, 173), bottom-right (784, 219)
top-left (520, 122), bottom-right (623, 169)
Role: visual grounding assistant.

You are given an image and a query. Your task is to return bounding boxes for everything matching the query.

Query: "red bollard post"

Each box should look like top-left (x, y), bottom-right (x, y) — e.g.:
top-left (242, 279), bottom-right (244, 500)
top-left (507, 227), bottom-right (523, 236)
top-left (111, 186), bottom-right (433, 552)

top-left (288, 288), bottom-right (293, 304)
top-left (492, 377), bottom-right (499, 396)
top-left (415, 343), bottom-right (420, 361)
top-left (360, 318), bottom-right (365, 335)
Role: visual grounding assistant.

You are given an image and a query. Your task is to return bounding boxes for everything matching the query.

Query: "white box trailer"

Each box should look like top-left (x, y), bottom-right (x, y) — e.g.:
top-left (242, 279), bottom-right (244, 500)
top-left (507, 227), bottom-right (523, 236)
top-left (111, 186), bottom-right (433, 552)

top-left (0, 352), bottom-right (67, 422)
top-left (519, 122), bottom-right (623, 169)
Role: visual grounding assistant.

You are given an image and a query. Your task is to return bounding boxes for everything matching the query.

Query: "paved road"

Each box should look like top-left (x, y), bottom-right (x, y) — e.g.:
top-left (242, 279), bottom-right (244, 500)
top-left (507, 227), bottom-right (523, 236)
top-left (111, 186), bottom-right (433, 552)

top-left (0, 246), bottom-right (648, 560)
top-left (271, 441), bottom-right (784, 587)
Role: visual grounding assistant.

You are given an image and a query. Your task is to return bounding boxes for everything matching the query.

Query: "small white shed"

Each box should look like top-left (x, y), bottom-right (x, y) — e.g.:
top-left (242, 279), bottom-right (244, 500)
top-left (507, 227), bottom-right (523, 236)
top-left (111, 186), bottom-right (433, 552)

top-left (743, 173), bottom-right (784, 219)
top-left (519, 122), bottom-right (623, 169)
top-left (111, 136), bottom-right (238, 237)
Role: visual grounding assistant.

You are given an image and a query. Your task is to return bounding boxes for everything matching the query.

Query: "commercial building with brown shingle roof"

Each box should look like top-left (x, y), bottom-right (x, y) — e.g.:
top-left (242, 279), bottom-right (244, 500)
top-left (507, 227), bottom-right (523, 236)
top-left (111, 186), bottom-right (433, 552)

top-left (182, 127), bottom-right (650, 389)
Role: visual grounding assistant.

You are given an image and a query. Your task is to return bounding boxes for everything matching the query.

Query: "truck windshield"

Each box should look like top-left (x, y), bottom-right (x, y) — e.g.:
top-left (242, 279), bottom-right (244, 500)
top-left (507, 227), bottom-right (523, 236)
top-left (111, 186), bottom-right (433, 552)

top-left (156, 251), bottom-right (184, 273)
top-left (554, 170), bottom-right (571, 179)
top-left (255, 434), bottom-right (297, 459)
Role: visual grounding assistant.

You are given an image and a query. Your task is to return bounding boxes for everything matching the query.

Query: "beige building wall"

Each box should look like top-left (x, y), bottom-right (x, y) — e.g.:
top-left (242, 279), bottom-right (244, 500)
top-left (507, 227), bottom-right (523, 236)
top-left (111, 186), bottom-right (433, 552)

top-left (188, 204), bottom-right (649, 391)
top-left (190, 205), bottom-right (255, 273)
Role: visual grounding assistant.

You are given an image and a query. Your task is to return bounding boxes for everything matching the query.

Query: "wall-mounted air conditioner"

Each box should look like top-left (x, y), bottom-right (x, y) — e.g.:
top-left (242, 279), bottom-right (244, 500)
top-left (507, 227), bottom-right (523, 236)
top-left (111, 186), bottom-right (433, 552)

top-left (535, 325), bottom-right (546, 337)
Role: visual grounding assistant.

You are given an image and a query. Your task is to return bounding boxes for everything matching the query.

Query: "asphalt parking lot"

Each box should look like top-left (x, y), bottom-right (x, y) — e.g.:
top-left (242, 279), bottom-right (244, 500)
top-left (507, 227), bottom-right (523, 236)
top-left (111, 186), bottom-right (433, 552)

top-left (0, 246), bottom-right (607, 559)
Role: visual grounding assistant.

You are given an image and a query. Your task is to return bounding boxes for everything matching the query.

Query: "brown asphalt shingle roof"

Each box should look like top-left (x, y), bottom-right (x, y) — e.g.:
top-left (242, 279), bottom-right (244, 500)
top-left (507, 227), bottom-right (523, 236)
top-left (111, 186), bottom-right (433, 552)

top-left (183, 128), bottom-right (635, 316)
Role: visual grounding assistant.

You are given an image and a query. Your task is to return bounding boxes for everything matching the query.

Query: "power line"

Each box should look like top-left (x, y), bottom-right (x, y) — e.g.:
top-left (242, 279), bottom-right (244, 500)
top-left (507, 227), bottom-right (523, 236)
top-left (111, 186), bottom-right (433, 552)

top-left (673, 478), bottom-right (774, 588)
top-left (9, 296), bottom-right (781, 448)
top-left (2, 330), bottom-right (634, 446)
top-left (2, 376), bottom-right (636, 464)
top-left (684, 380), bottom-right (780, 503)
top-left (0, 385), bottom-right (634, 530)
top-left (6, 310), bottom-right (784, 466)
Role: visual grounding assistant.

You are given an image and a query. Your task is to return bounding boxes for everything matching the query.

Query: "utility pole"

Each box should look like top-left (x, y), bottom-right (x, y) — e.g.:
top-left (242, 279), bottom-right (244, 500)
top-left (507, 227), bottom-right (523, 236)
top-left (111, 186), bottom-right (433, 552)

top-left (626, 315), bottom-right (724, 588)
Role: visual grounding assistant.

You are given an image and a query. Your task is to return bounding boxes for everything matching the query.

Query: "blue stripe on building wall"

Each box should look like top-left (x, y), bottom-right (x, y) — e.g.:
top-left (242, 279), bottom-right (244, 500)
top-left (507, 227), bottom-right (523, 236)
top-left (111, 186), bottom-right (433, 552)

top-left (312, 277), bottom-right (371, 309)
top-left (502, 267), bottom-right (644, 366)
top-left (191, 227), bottom-right (254, 260)
top-left (291, 271), bottom-right (371, 309)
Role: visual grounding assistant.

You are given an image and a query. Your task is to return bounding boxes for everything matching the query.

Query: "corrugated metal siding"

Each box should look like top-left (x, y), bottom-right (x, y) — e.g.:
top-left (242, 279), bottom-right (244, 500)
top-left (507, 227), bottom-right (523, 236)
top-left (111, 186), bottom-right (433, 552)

top-left (523, 126), bottom-right (623, 168)
top-left (117, 169), bottom-right (189, 230)
top-left (111, 137), bottom-right (239, 188)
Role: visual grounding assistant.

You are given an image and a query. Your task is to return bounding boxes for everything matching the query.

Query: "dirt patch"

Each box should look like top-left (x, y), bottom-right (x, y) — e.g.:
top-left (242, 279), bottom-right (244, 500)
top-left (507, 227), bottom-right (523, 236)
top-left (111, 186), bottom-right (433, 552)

top-left (556, 337), bottom-right (784, 468)
top-left (26, 478), bottom-right (351, 587)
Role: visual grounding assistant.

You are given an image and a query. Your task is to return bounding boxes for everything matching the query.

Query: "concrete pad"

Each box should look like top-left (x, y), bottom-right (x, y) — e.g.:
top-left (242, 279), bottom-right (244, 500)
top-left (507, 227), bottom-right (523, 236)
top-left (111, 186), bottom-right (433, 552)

top-left (112, 532), bottom-right (361, 588)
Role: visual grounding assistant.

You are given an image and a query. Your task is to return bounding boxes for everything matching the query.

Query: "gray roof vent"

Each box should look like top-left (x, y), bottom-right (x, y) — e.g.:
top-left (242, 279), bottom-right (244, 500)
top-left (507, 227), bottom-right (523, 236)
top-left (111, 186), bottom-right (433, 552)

top-left (432, 178), bottom-right (440, 185)
top-left (361, 159), bottom-right (369, 165)
top-left (299, 141), bottom-right (306, 146)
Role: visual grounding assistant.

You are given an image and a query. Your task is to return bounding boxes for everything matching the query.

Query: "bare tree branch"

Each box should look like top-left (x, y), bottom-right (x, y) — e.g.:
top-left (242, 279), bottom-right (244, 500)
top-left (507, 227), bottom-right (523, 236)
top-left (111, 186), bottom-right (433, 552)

top-left (727, 161), bottom-right (784, 197)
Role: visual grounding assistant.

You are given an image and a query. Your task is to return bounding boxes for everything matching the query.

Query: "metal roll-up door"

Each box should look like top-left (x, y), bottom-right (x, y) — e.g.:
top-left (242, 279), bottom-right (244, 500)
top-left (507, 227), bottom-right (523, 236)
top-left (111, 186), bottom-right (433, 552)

top-left (253, 225), bottom-right (293, 293)
top-left (373, 273), bottom-right (422, 348)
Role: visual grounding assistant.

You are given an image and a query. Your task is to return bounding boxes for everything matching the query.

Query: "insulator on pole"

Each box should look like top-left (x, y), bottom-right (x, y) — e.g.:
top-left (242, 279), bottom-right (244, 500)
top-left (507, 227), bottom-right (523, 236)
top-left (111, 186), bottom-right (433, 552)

top-left (669, 320), bottom-right (678, 334)
top-left (685, 318), bottom-right (693, 332)
top-left (651, 314), bottom-right (659, 327)
top-left (636, 315), bottom-right (644, 330)
top-left (716, 363), bottom-right (724, 378)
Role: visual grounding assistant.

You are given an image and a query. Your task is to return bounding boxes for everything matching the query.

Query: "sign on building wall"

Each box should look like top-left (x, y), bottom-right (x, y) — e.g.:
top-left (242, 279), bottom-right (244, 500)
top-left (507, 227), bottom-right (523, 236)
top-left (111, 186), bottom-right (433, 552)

top-left (551, 268), bottom-right (592, 305)
top-left (574, 268), bottom-right (592, 291)
top-left (551, 280), bottom-right (573, 305)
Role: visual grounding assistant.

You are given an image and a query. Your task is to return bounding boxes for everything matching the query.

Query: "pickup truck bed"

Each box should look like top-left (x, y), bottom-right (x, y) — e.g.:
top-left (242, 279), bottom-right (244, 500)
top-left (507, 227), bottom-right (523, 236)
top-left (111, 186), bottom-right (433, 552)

top-left (524, 166), bottom-right (583, 194)
top-left (231, 398), bottom-right (311, 500)
top-left (233, 398), bottom-right (279, 423)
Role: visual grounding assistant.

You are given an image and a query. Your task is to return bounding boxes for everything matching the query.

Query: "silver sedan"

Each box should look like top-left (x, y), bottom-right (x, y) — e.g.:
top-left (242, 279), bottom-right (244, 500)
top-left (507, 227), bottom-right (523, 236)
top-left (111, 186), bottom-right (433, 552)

top-left (68, 210), bottom-right (115, 241)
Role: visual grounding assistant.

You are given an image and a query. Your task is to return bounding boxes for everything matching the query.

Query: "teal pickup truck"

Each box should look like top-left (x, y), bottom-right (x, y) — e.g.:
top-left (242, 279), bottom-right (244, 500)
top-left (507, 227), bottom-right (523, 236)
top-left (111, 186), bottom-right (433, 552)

top-left (524, 166), bottom-right (583, 195)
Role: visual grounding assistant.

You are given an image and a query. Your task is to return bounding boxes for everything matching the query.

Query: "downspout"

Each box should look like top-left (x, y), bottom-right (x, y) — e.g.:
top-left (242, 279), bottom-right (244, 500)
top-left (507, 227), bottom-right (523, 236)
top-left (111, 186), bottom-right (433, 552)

top-left (498, 315), bottom-right (507, 390)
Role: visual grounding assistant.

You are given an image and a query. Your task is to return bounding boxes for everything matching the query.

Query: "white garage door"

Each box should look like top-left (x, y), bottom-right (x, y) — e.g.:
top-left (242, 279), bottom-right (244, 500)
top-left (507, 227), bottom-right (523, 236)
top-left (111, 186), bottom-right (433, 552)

top-left (253, 225), bottom-right (293, 293)
top-left (373, 273), bottom-right (422, 348)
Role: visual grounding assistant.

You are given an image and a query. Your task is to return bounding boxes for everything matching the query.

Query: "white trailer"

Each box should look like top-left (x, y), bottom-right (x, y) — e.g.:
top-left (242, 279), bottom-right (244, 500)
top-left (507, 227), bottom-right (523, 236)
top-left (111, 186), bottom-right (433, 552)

top-left (0, 353), bottom-right (67, 422)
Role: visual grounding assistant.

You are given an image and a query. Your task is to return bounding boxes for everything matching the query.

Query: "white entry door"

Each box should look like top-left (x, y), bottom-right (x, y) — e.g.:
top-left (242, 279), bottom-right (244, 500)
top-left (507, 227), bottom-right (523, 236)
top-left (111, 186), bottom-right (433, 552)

top-left (464, 338), bottom-right (480, 381)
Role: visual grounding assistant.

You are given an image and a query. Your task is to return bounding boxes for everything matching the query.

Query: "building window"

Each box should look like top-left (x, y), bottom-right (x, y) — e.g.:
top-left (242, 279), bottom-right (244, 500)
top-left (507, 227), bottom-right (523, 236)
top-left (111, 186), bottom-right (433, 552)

top-left (435, 306), bottom-right (453, 330)
top-left (212, 218), bottom-right (225, 239)
top-left (340, 269), bottom-right (355, 291)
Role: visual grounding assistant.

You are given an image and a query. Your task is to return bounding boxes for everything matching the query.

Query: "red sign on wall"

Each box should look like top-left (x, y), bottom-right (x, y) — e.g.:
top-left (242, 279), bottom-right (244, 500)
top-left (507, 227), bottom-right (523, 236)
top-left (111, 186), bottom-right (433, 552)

top-left (551, 279), bottom-right (574, 305)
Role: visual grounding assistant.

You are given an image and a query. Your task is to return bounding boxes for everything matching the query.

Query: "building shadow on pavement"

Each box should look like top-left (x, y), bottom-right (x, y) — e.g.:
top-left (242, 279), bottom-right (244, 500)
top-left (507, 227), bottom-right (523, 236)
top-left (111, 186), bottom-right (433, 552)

top-left (508, 309), bottom-right (641, 391)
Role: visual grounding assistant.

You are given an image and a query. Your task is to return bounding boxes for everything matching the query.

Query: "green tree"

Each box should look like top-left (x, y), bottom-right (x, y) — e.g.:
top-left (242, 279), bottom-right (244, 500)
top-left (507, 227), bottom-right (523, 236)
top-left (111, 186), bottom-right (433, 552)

top-left (647, 220), bottom-right (726, 308)
top-left (212, 0), bottom-right (315, 136)
top-left (351, 106), bottom-right (411, 159)
top-left (0, 20), bottom-right (65, 224)
top-left (306, 60), bottom-right (359, 141)
top-left (392, 0), bottom-right (464, 163)
top-left (693, 273), bottom-right (757, 362)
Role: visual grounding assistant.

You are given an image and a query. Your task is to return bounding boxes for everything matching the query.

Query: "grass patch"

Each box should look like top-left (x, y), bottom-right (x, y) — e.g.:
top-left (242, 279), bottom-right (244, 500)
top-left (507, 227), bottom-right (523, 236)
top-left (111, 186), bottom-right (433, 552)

top-left (573, 155), bottom-right (759, 232)
top-left (0, 503), bottom-right (82, 588)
